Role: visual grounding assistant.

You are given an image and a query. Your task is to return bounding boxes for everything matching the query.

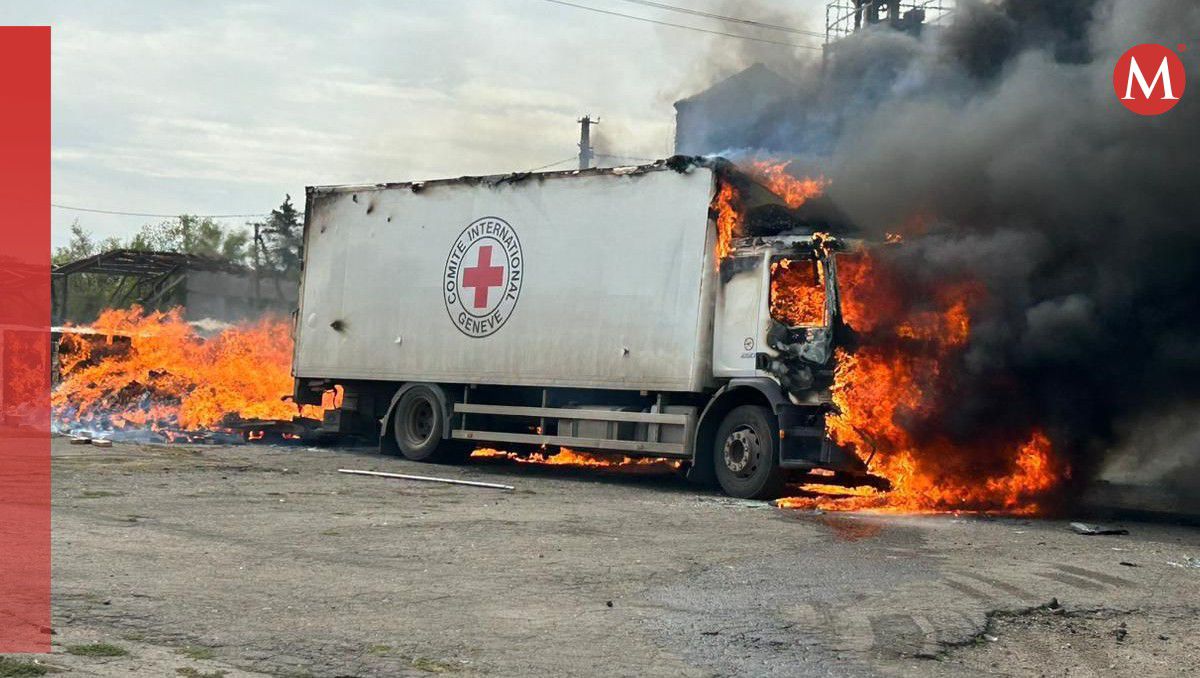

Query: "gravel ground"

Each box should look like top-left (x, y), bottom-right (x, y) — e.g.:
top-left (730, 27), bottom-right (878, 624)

top-left (7, 438), bottom-right (1199, 677)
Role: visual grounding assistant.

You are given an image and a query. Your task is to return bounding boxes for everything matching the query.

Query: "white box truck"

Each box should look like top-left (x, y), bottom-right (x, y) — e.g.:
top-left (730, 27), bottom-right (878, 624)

top-left (293, 157), bottom-right (871, 498)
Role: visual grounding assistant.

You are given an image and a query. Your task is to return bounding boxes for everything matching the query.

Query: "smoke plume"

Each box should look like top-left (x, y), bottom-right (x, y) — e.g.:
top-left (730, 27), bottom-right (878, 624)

top-left (695, 0), bottom-right (1200, 494)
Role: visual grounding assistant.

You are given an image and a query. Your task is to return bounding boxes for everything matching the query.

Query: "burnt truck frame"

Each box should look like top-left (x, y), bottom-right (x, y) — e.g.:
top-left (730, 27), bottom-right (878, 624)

top-left (293, 156), bottom-right (869, 499)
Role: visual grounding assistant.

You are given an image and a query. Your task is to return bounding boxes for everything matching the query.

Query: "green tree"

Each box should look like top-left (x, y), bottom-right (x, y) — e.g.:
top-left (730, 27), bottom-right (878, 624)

top-left (128, 215), bottom-right (250, 265)
top-left (52, 220), bottom-right (94, 266)
top-left (252, 195), bottom-right (302, 281)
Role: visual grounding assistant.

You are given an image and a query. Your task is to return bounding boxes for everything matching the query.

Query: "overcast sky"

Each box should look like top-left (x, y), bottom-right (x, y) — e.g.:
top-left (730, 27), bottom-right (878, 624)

top-left (3, 0), bottom-right (827, 249)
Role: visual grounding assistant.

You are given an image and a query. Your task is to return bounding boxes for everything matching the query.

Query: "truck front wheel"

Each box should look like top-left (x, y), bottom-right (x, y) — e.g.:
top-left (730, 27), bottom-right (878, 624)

top-left (392, 386), bottom-right (471, 463)
top-left (713, 405), bottom-right (786, 499)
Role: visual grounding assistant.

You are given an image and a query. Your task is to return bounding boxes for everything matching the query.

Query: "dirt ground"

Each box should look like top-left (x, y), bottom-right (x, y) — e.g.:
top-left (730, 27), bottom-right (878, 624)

top-left (7, 438), bottom-right (1200, 677)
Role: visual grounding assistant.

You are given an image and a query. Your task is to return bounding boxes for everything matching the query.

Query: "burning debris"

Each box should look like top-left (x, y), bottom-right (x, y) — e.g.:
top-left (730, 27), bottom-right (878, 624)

top-left (52, 306), bottom-right (336, 443)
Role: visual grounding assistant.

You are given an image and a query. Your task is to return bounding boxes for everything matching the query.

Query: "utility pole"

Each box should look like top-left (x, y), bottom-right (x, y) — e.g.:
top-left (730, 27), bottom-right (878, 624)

top-left (253, 221), bottom-right (262, 305)
top-left (180, 215), bottom-right (192, 253)
top-left (577, 115), bottom-right (599, 169)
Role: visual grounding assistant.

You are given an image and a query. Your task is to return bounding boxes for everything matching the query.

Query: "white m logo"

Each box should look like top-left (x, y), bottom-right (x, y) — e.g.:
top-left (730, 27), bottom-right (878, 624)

top-left (1122, 55), bottom-right (1180, 100)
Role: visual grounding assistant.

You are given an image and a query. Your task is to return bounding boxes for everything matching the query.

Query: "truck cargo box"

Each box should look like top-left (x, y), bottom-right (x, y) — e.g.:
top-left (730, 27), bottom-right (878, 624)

top-left (295, 164), bottom-right (720, 392)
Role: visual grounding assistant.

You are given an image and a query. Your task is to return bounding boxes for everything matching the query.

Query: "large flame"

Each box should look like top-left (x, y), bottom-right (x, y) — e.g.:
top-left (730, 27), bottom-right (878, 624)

top-left (778, 251), bottom-right (1066, 514)
top-left (732, 162), bottom-right (1066, 514)
top-left (53, 307), bottom-right (331, 433)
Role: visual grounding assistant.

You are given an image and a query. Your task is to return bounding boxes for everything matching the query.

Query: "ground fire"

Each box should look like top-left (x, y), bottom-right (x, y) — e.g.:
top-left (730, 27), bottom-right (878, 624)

top-left (52, 307), bottom-right (335, 440)
top-left (473, 448), bottom-right (679, 469)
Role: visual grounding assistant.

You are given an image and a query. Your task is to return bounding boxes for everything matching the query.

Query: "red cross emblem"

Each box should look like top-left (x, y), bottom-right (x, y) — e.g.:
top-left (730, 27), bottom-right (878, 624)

top-left (444, 217), bottom-right (523, 338)
top-left (462, 245), bottom-right (505, 309)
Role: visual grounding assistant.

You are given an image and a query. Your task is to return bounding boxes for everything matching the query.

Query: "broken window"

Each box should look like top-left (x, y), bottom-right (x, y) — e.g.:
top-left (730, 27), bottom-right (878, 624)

top-left (769, 256), bottom-right (826, 327)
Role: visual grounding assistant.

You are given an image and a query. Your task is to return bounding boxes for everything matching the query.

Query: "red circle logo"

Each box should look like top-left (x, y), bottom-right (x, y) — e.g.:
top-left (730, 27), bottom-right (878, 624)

top-left (1113, 44), bottom-right (1186, 116)
top-left (443, 217), bottom-right (523, 338)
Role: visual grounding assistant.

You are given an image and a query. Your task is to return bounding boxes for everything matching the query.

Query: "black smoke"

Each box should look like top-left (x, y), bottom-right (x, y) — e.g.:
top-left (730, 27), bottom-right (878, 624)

top-left (694, 0), bottom-right (1200, 495)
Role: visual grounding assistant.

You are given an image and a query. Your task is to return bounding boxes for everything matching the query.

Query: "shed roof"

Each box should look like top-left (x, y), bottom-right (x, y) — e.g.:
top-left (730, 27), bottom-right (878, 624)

top-left (52, 249), bottom-right (247, 278)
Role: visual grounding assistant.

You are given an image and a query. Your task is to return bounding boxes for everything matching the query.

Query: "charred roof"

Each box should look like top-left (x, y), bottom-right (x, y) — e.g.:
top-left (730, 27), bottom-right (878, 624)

top-left (52, 249), bottom-right (248, 278)
top-left (307, 154), bottom-right (859, 236)
top-left (306, 155), bottom-right (750, 196)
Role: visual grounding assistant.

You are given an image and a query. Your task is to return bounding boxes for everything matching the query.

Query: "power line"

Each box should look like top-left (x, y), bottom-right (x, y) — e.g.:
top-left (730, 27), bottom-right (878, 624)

top-left (540, 0), bottom-right (823, 50)
top-left (52, 203), bottom-right (267, 219)
top-left (526, 156), bottom-right (580, 172)
top-left (612, 0), bottom-right (825, 38)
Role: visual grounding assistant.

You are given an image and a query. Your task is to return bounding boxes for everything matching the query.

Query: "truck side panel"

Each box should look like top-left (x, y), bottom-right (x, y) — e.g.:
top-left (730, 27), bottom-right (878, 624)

top-left (296, 167), bottom-right (718, 392)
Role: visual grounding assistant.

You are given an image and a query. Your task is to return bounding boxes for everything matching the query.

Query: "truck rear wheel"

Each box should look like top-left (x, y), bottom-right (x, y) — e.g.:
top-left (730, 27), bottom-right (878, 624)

top-left (391, 385), bottom-right (471, 463)
top-left (713, 405), bottom-right (786, 499)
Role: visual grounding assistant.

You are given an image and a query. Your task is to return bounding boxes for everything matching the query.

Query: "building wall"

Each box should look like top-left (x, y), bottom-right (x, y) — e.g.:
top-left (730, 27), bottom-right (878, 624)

top-left (673, 63), bottom-right (794, 156)
top-left (184, 270), bottom-right (298, 322)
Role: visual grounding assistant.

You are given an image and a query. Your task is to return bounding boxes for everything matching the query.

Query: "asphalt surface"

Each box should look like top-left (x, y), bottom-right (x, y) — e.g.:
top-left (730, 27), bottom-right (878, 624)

top-left (14, 439), bottom-right (1200, 676)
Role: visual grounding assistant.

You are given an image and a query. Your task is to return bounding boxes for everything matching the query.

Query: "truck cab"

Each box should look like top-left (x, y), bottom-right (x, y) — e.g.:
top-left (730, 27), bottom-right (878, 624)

top-left (703, 231), bottom-right (870, 497)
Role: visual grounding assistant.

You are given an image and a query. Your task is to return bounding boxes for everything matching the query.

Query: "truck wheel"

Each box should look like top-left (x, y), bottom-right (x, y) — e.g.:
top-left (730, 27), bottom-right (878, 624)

top-left (392, 386), bottom-right (470, 463)
top-left (713, 405), bottom-right (786, 499)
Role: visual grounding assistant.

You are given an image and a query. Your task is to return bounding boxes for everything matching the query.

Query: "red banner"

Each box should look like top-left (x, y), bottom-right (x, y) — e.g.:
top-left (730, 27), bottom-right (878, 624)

top-left (0, 25), bottom-right (51, 653)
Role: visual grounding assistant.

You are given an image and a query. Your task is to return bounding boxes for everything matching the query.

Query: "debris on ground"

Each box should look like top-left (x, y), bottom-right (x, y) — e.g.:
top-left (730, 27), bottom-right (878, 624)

top-left (700, 496), bottom-right (772, 510)
top-left (1167, 556), bottom-right (1200, 569)
top-left (338, 468), bottom-right (514, 491)
top-left (1070, 522), bottom-right (1129, 536)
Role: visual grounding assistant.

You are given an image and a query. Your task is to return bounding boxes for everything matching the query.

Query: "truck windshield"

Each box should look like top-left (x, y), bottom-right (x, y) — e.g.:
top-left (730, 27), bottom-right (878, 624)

top-left (769, 256), bottom-right (826, 327)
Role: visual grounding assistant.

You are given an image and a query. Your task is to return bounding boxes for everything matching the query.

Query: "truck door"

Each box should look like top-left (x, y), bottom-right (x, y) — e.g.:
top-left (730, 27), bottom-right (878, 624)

top-left (713, 252), bottom-right (767, 378)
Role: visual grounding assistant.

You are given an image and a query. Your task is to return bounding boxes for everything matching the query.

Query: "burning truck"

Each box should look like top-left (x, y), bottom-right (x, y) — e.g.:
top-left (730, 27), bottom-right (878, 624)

top-left (292, 156), bottom-right (883, 499)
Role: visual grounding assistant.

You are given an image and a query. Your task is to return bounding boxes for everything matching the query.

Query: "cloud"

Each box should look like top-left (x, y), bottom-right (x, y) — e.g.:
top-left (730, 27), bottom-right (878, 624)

top-left (19, 0), bottom-right (824, 247)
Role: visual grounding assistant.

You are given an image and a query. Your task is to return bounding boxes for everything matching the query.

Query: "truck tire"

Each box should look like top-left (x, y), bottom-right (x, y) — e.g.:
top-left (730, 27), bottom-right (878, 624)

top-left (713, 405), bottom-right (786, 499)
top-left (391, 385), bottom-right (471, 464)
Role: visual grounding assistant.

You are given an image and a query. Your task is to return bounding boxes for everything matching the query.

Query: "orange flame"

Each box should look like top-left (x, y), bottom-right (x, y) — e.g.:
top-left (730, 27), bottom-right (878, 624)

top-left (712, 180), bottom-right (741, 261)
top-left (747, 160), bottom-right (829, 209)
top-left (53, 307), bottom-right (334, 432)
top-left (472, 447), bottom-right (679, 468)
top-left (711, 161), bottom-right (828, 263)
top-left (769, 258), bottom-right (825, 326)
top-left (779, 251), bottom-right (1065, 514)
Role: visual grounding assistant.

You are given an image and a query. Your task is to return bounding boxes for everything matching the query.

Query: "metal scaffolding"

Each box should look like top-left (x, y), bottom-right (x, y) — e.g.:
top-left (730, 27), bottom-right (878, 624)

top-left (825, 0), bottom-right (954, 44)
